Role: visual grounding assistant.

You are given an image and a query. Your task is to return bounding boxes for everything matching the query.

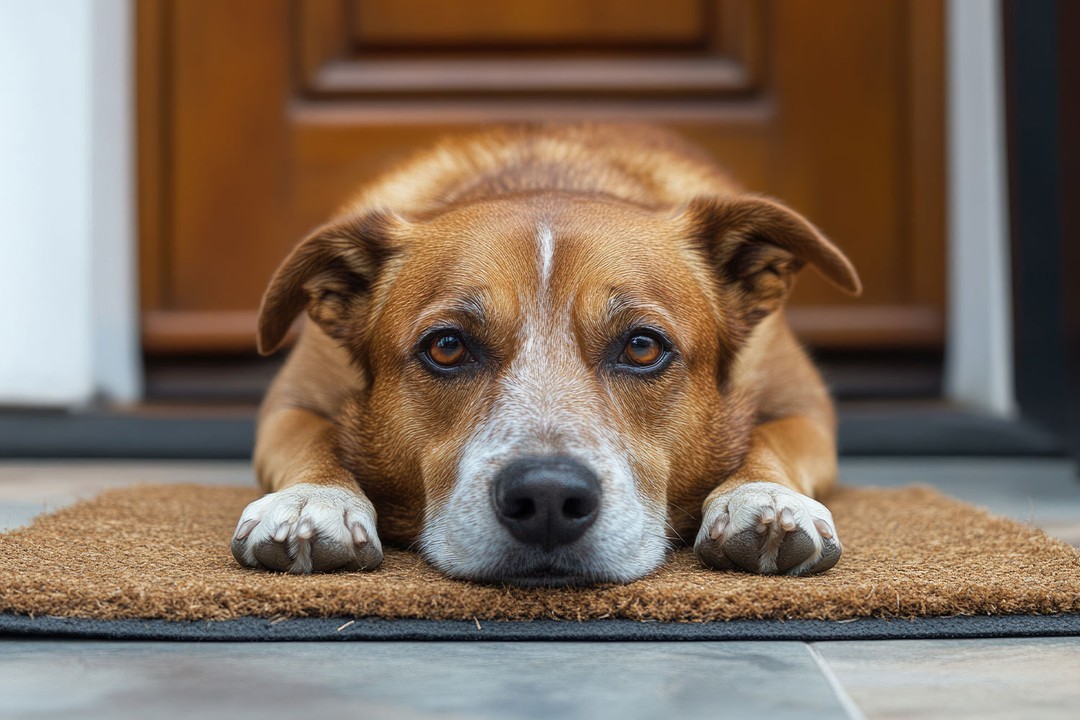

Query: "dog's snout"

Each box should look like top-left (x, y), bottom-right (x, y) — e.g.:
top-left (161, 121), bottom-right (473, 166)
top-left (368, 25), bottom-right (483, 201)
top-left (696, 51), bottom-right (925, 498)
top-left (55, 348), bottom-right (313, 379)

top-left (492, 457), bottom-right (601, 551)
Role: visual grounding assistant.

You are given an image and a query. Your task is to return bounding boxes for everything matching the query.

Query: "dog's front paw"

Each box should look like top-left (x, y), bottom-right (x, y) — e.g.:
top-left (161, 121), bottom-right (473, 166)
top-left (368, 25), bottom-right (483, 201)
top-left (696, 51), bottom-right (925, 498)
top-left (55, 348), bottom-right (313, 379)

top-left (694, 482), bottom-right (841, 575)
top-left (231, 483), bottom-right (383, 573)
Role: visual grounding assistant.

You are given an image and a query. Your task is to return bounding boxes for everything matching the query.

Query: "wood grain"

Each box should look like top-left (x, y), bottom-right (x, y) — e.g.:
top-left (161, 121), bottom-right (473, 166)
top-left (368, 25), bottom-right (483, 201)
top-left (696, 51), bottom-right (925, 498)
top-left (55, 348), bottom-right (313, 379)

top-left (350, 0), bottom-right (706, 47)
top-left (138, 0), bottom-right (947, 352)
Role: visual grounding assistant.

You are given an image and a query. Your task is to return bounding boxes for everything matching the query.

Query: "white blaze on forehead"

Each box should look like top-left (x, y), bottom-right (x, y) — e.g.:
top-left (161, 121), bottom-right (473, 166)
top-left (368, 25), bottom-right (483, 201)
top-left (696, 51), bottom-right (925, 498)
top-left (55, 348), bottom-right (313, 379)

top-left (537, 221), bottom-right (555, 289)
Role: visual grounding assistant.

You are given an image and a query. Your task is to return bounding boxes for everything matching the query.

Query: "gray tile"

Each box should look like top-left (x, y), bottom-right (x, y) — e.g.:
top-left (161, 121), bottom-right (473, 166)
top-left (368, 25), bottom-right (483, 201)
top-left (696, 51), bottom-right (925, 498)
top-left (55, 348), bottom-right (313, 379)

top-left (0, 460), bottom-right (253, 495)
top-left (0, 460), bottom-right (251, 531)
top-left (0, 502), bottom-right (55, 532)
top-left (0, 640), bottom-right (848, 720)
top-left (814, 637), bottom-right (1080, 719)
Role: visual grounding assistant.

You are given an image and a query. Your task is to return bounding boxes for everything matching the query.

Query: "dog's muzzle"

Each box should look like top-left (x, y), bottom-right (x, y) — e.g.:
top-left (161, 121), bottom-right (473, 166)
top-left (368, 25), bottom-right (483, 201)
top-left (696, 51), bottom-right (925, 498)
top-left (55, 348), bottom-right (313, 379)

top-left (491, 456), bottom-right (601, 551)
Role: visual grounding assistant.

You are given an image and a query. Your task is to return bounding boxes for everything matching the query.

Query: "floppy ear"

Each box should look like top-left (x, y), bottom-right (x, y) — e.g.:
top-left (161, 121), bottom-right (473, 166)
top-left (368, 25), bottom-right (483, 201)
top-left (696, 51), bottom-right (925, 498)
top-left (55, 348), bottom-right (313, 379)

top-left (256, 211), bottom-right (399, 355)
top-left (685, 195), bottom-right (861, 327)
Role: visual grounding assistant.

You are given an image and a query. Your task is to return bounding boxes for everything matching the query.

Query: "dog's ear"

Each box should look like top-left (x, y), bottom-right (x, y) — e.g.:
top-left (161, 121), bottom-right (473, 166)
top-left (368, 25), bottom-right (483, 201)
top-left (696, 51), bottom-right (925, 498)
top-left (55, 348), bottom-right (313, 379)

top-left (685, 195), bottom-right (861, 327)
top-left (256, 211), bottom-right (400, 355)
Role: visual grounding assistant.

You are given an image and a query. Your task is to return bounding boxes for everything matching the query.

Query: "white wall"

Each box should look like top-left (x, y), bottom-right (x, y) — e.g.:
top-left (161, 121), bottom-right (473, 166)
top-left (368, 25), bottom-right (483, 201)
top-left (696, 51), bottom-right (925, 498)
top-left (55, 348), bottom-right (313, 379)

top-left (944, 0), bottom-right (1015, 416)
top-left (0, 0), bottom-right (140, 406)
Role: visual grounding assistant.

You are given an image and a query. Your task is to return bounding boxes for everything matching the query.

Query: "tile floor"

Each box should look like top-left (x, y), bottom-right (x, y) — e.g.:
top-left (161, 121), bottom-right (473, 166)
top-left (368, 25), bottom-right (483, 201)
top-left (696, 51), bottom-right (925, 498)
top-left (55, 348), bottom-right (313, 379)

top-left (1, 458), bottom-right (1079, 719)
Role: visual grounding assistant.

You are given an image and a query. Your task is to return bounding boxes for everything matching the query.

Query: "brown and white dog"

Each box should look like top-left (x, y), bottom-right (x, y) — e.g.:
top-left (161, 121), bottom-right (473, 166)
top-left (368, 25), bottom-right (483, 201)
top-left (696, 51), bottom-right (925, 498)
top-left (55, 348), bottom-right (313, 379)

top-left (230, 124), bottom-right (861, 585)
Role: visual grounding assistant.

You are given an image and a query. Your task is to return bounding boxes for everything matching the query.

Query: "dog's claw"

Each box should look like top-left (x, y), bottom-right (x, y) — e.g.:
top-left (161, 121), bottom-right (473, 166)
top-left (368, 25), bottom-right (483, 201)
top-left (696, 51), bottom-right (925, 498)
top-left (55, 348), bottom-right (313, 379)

top-left (708, 511), bottom-right (729, 541)
top-left (350, 522), bottom-right (368, 546)
top-left (695, 482), bottom-right (841, 575)
top-left (779, 507), bottom-right (796, 532)
top-left (234, 518), bottom-right (259, 541)
top-left (231, 484), bottom-right (383, 573)
top-left (272, 521), bottom-right (290, 543)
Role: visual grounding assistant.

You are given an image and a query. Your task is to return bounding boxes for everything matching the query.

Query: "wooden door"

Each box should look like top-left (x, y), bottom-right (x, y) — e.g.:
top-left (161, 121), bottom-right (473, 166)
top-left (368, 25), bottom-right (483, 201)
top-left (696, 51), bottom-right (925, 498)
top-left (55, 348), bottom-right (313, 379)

top-left (138, 0), bottom-right (945, 353)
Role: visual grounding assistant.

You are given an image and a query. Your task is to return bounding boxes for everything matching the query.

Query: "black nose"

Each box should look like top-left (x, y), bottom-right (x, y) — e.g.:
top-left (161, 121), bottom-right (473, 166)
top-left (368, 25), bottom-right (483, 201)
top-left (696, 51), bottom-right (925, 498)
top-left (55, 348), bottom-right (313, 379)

top-left (492, 457), bottom-right (601, 551)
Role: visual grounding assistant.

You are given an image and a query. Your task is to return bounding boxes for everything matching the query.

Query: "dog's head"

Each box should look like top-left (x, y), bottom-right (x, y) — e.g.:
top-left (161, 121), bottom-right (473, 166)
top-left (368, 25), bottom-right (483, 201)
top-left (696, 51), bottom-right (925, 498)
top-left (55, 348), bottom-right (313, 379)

top-left (257, 192), bottom-right (859, 585)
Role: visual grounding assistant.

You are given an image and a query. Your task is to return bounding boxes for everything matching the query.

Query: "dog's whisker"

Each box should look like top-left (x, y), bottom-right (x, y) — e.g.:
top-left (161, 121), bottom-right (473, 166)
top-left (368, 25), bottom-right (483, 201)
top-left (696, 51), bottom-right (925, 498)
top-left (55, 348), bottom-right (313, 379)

top-left (667, 500), bottom-right (698, 522)
top-left (661, 520), bottom-right (687, 546)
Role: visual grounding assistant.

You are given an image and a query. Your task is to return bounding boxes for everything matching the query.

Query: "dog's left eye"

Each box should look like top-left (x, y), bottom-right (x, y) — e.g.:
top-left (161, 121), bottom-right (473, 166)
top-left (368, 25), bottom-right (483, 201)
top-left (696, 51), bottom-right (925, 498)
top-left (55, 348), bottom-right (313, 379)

top-left (426, 333), bottom-right (469, 368)
top-left (625, 335), bottom-right (662, 366)
top-left (615, 330), bottom-right (672, 372)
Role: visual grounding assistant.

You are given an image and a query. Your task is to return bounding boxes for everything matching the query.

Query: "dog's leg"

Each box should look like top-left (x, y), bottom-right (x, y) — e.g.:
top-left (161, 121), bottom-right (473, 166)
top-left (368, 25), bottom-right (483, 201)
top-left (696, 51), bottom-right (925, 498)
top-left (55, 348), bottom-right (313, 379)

top-left (694, 416), bottom-right (842, 575)
top-left (231, 324), bottom-right (383, 574)
top-left (231, 407), bottom-right (383, 573)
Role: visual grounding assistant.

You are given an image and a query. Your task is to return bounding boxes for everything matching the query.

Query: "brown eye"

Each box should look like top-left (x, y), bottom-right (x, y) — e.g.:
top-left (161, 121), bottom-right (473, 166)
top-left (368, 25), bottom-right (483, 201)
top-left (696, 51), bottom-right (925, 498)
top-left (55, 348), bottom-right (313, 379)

top-left (625, 334), bottom-right (663, 367)
top-left (427, 333), bottom-right (467, 367)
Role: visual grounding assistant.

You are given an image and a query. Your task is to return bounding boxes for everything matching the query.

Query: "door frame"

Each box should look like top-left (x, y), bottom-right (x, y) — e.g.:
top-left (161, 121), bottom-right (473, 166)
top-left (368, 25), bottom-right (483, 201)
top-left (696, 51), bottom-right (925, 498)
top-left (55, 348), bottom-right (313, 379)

top-left (0, 0), bottom-right (141, 406)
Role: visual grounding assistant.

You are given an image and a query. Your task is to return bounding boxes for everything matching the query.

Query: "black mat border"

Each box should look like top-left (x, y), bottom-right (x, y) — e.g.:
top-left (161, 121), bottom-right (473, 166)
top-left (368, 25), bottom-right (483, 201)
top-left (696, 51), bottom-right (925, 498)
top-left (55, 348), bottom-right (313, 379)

top-left (2, 613), bottom-right (1079, 642)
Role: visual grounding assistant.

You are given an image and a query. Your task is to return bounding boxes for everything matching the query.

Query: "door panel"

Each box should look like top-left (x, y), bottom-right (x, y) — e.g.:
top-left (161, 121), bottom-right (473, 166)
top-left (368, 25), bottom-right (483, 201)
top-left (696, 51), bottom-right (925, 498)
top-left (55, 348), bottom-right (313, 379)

top-left (348, 0), bottom-right (706, 46)
top-left (139, 0), bottom-right (945, 352)
top-left (297, 0), bottom-right (761, 97)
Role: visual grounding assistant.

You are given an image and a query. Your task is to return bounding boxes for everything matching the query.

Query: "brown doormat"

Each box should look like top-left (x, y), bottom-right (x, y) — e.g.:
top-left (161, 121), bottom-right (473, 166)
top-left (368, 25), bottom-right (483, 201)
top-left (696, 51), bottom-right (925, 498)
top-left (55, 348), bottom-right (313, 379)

top-left (2, 484), bottom-right (1080, 636)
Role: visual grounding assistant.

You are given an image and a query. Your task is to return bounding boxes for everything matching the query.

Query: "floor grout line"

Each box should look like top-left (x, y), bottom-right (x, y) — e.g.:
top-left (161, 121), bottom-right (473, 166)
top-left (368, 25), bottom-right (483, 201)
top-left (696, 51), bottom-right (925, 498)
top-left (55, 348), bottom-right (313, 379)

top-left (805, 643), bottom-right (868, 720)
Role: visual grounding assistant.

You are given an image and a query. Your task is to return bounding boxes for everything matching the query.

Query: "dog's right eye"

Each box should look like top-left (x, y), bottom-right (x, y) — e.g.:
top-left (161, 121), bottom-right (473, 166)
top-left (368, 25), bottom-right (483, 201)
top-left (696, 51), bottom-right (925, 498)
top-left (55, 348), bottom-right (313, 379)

top-left (424, 332), bottom-right (470, 369)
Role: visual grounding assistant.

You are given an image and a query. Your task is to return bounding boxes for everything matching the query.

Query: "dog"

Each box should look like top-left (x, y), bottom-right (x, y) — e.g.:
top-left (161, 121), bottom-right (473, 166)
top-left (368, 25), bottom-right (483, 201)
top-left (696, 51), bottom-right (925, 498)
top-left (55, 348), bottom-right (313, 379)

top-left (230, 124), bottom-right (861, 585)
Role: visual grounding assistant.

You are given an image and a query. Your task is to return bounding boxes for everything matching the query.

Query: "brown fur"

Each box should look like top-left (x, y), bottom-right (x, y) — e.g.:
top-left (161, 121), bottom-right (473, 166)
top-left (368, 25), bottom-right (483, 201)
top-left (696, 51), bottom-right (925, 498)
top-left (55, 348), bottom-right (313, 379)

top-left (253, 123), bottom-right (860, 556)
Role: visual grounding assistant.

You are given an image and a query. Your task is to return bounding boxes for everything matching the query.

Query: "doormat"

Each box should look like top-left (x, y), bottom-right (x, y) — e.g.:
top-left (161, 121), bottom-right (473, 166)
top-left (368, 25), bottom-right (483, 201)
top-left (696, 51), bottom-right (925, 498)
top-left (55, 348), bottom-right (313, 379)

top-left (2, 484), bottom-right (1079, 640)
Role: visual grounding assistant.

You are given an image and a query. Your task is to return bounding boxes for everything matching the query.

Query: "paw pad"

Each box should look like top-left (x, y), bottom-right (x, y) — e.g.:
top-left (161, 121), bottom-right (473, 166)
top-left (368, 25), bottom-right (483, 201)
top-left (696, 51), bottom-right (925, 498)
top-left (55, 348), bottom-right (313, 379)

top-left (694, 482), bottom-right (841, 575)
top-left (230, 484), bottom-right (383, 574)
